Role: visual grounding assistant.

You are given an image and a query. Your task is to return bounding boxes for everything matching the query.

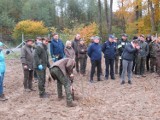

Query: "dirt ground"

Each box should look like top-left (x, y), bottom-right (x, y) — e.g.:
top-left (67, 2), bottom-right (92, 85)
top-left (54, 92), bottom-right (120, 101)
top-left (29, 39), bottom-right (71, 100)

top-left (1, 59), bottom-right (160, 120)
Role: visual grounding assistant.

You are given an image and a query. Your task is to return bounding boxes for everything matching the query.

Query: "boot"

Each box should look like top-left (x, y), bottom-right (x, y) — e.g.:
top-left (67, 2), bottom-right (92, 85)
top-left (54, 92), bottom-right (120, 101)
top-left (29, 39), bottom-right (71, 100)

top-left (67, 101), bottom-right (77, 107)
top-left (0, 94), bottom-right (8, 101)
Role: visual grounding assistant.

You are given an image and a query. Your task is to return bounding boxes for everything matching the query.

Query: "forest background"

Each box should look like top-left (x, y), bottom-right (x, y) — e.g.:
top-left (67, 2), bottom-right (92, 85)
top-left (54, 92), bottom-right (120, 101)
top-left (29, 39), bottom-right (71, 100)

top-left (0, 0), bottom-right (160, 46)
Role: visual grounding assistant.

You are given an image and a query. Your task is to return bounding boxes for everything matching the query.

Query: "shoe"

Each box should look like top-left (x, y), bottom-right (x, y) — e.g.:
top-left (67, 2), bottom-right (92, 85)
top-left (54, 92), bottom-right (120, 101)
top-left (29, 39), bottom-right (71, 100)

top-left (58, 96), bottom-right (64, 101)
top-left (67, 101), bottom-right (77, 107)
top-left (141, 75), bottom-right (146, 77)
top-left (128, 81), bottom-right (132, 84)
top-left (24, 89), bottom-right (31, 92)
top-left (0, 94), bottom-right (8, 101)
top-left (121, 81), bottom-right (125, 85)
top-left (90, 80), bottom-right (94, 83)
top-left (136, 75), bottom-right (141, 78)
top-left (97, 78), bottom-right (102, 81)
top-left (105, 77), bottom-right (108, 80)
top-left (39, 93), bottom-right (49, 98)
top-left (111, 77), bottom-right (115, 80)
top-left (30, 88), bottom-right (36, 91)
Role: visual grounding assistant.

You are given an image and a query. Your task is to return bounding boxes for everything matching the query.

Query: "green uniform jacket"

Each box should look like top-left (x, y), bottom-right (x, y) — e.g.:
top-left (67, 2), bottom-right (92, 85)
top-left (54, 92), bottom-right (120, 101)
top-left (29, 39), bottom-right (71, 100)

top-left (21, 44), bottom-right (34, 70)
top-left (34, 44), bottom-right (50, 69)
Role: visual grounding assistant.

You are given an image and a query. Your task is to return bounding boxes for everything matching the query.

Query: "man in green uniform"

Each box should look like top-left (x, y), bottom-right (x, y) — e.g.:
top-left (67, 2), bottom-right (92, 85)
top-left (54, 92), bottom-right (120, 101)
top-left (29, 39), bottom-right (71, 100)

top-left (21, 39), bottom-right (34, 92)
top-left (149, 38), bottom-right (157, 73)
top-left (136, 34), bottom-right (149, 77)
top-left (34, 37), bottom-right (50, 98)
top-left (50, 58), bottom-right (76, 107)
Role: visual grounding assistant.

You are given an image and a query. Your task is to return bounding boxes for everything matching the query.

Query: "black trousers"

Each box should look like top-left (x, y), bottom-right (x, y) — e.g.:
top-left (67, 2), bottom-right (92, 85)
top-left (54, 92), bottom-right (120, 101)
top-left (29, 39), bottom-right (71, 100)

top-left (75, 56), bottom-right (79, 73)
top-left (90, 60), bottom-right (101, 80)
top-left (146, 54), bottom-right (150, 71)
top-left (105, 58), bottom-right (114, 78)
top-left (119, 59), bottom-right (123, 76)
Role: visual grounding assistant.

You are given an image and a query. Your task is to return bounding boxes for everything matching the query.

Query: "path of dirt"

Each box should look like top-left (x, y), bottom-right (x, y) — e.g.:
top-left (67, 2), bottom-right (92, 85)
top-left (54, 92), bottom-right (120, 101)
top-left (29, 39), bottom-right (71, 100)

top-left (0, 59), bottom-right (160, 120)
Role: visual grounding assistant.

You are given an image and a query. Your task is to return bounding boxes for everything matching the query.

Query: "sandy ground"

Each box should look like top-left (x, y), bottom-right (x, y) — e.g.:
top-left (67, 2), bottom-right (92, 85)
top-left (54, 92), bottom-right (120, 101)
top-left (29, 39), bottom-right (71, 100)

top-left (1, 59), bottom-right (160, 120)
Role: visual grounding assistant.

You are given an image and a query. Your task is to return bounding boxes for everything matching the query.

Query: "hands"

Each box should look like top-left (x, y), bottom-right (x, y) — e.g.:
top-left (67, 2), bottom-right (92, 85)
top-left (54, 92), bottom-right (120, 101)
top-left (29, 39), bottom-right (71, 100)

top-left (135, 45), bottom-right (140, 49)
top-left (24, 65), bottom-right (28, 69)
top-left (70, 74), bottom-right (74, 80)
top-left (38, 64), bottom-right (43, 70)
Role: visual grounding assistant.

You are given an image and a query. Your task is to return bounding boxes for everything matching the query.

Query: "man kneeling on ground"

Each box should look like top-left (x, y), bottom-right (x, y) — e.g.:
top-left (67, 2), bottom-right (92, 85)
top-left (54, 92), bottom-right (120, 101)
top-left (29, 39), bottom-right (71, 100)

top-left (50, 58), bottom-right (77, 107)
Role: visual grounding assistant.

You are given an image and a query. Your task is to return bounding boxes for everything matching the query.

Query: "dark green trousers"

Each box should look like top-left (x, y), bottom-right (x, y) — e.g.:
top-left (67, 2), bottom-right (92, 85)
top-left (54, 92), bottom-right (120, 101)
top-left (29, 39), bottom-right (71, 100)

top-left (79, 58), bottom-right (87, 74)
top-left (50, 67), bottom-right (72, 103)
top-left (23, 69), bottom-right (33, 89)
top-left (36, 69), bottom-right (46, 95)
top-left (150, 57), bottom-right (156, 72)
top-left (136, 56), bottom-right (146, 75)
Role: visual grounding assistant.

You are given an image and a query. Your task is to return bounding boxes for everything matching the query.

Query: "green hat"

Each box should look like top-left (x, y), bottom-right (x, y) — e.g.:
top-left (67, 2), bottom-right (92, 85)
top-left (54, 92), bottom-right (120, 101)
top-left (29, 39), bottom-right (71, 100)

top-left (25, 39), bottom-right (34, 42)
top-left (0, 42), bottom-right (4, 46)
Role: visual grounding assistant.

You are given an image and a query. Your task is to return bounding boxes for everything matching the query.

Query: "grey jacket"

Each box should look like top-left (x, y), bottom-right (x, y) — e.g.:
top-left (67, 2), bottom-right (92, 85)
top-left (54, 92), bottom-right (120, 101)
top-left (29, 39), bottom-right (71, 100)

top-left (21, 44), bottom-right (34, 70)
top-left (138, 41), bottom-right (149, 57)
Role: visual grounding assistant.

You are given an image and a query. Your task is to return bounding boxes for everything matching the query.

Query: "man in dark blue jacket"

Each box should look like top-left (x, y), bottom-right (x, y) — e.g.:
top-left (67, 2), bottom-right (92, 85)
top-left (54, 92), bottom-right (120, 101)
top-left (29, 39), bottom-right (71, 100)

top-left (50, 33), bottom-right (65, 62)
top-left (88, 36), bottom-right (102, 83)
top-left (102, 35), bottom-right (117, 80)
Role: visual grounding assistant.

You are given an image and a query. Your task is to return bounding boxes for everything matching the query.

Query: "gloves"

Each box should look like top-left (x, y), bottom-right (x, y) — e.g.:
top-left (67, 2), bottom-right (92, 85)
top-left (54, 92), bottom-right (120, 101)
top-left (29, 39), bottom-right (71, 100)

top-left (52, 57), bottom-right (56, 62)
top-left (38, 65), bottom-right (43, 70)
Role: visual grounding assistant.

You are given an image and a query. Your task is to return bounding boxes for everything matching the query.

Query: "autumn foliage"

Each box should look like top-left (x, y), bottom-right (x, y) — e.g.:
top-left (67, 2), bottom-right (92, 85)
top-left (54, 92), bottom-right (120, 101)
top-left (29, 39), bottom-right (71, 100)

top-left (13, 20), bottom-right (48, 39)
top-left (79, 23), bottom-right (98, 44)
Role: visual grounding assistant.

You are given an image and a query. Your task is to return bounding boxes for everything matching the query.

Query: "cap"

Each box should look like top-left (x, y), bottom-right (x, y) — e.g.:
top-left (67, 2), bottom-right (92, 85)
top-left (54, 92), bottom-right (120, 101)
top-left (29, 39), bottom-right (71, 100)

top-left (0, 42), bottom-right (4, 46)
top-left (122, 33), bottom-right (128, 37)
top-left (140, 34), bottom-right (145, 38)
top-left (42, 37), bottom-right (51, 43)
top-left (109, 34), bottom-right (115, 39)
top-left (25, 39), bottom-right (34, 42)
top-left (133, 36), bottom-right (138, 40)
top-left (94, 36), bottom-right (100, 40)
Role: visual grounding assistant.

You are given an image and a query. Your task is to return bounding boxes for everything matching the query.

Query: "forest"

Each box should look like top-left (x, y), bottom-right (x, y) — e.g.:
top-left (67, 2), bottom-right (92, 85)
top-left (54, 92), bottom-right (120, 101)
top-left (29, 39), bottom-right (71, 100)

top-left (0, 0), bottom-right (160, 44)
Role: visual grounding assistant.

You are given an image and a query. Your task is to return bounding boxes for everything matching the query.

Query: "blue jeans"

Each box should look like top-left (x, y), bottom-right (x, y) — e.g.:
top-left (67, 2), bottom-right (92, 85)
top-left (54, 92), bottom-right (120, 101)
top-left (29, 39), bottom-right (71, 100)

top-left (0, 73), bottom-right (4, 95)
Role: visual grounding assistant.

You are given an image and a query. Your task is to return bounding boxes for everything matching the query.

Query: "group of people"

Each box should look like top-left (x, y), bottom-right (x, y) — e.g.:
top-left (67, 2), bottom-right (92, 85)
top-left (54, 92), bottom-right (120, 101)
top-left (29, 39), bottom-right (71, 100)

top-left (0, 32), bottom-right (160, 108)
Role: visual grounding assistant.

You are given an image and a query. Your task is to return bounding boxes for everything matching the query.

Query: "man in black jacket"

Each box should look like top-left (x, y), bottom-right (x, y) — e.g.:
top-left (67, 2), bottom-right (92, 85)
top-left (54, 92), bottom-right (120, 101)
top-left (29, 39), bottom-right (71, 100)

top-left (72, 34), bottom-right (81, 73)
top-left (34, 38), bottom-right (50, 98)
top-left (121, 40), bottom-right (140, 85)
top-left (118, 34), bottom-right (129, 76)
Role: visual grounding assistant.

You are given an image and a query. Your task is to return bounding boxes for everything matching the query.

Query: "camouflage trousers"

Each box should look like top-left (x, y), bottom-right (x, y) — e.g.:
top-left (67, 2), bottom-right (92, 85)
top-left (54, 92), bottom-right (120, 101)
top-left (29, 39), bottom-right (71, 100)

top-left (36, 69), bottom-right (46, 95)
top-left (51, 67), bottom-right (72, 103)
top-left (23, 69), bottom-right (33, 89)
top-left (150, 57), bottom-right (157, 72)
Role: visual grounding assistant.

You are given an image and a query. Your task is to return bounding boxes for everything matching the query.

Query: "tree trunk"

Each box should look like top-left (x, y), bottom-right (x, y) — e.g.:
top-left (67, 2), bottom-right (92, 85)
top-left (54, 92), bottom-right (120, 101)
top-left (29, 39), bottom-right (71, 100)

top-left (148, 0), bottom-right (156, 33)
top-left (121, 0), bottom-right (126, 33)
top-left (109, 0), bottom-right (113, 34)
top-left (104, 0), bottom-right (109, 34)
top-left (135, 0), bottom-right (142, 20)
top-left (98, 0), bottom-right (102, 38)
